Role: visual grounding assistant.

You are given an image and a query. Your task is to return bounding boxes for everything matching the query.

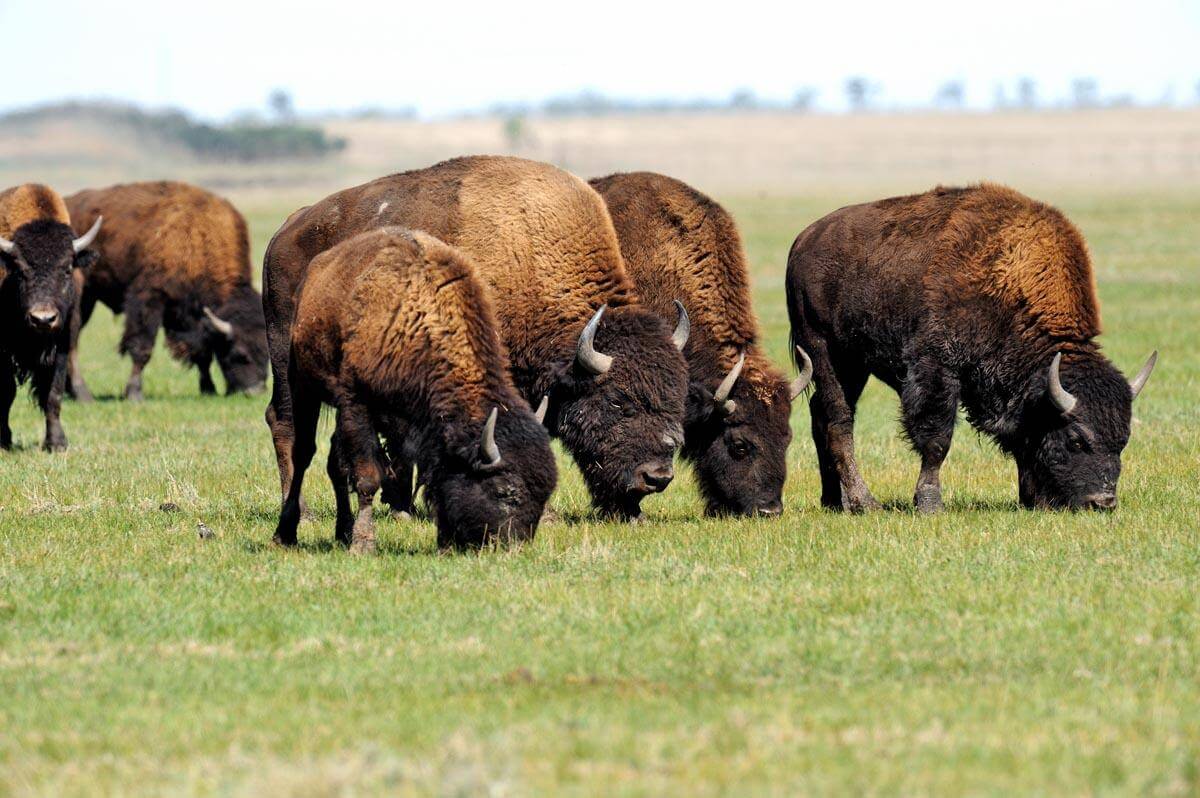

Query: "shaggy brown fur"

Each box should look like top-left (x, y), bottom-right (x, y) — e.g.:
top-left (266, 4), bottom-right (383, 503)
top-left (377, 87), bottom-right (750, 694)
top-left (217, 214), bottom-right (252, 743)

top-left (64, 181), bottom-right (267, 400)
top-left (0, 184), bottom-right (70, 237)
top-left (787, 183), bottom-right (1149, 513)
top-left (265, 156), bottom-right (688, 519)
top-left (590, 172), bottom-right (794, 515)
top-left (278, 227), bottom-right (556, 550)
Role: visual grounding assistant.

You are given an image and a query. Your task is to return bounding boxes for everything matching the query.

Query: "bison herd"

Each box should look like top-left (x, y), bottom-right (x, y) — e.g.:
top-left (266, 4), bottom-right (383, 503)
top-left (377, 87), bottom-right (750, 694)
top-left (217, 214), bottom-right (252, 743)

top-left (0, 157), bottom-right (1156, 547)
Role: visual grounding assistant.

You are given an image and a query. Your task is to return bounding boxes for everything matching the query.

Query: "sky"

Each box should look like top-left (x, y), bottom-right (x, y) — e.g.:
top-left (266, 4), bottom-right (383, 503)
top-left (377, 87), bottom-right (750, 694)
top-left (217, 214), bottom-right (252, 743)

top-left (2, 0), bottom-right (1198, 119)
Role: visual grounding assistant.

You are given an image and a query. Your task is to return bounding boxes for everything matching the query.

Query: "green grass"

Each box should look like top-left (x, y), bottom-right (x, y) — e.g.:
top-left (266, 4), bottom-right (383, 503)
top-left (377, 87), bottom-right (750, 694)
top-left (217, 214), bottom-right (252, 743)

top-left (2, 188), bottom-right (1198, 796)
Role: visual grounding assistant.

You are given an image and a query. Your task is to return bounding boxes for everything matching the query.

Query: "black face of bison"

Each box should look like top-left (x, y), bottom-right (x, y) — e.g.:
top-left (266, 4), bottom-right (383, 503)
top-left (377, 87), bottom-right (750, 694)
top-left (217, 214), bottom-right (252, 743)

top-left (428, 410), bottom-right (557, 548)
top-left (205, 285), bottom-right (269, 395)
top-left (545, 306), bottom-right (688, 519)
top-left (1017, 356), bottom-right (1136, 511)
top-left (2, 221), bottom-right (94, 336)
top-left (684, 379), bottom-right (793, 516)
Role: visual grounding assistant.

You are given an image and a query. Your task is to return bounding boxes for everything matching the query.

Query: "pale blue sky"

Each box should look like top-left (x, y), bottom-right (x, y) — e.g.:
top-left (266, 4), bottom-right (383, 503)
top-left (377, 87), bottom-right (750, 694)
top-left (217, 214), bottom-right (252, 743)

top-left (2, 0), bottom-right (1197, 119)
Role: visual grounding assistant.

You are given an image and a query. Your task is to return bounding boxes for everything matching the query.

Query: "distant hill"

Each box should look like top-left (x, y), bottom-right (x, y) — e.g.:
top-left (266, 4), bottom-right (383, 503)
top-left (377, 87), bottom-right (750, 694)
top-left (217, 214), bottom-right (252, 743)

top-left (0, 102), bottom-right (346, 164)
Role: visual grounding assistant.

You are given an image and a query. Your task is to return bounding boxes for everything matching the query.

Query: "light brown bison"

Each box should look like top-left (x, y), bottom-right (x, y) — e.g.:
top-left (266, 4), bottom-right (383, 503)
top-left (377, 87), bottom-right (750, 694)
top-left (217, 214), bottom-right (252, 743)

top-left (591, 172), bottom-right (810, 516)
top-left (265, 156), bottom-right (689, 520)
top-left (278, 227), bottom-right (556, 551)
top-left (1, 184), bottom-right (101, 451)
top-left (64, 181), bottom-right (267, 402)
top-left (787, 183), bottom-right (1156, 512)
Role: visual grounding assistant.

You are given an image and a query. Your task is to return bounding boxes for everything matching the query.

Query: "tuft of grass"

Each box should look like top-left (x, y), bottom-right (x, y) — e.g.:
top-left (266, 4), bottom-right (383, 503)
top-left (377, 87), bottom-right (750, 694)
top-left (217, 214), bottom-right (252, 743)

top-left (1, 188), bottom-right (1197, 795)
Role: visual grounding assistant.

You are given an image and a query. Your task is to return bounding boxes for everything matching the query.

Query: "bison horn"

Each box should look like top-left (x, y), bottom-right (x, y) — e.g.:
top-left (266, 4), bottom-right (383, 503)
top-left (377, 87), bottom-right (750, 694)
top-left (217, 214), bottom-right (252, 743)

top-left (576, 305), bottom-right (613, 375)
top-left (713, 351), bottom-right (746, 415)
top-left (1129, 350), bottom-right (1157, 400)
top-left (1047, 352), bottom-right (1078, 416)
top-left (789, 346), bottom-right (814, 400)
top-left (534, 394), bottom-right (549, 425)
top-left (480, 407), bottom-right (502, 467)
top-left (203, 306), bottom-right (235, 340)
top-left (671, 300), bottom-right (690, 351)
top-left (72, 216), bottom-right (103, 253)
top-left (0, 235), bottom-right (15, 255)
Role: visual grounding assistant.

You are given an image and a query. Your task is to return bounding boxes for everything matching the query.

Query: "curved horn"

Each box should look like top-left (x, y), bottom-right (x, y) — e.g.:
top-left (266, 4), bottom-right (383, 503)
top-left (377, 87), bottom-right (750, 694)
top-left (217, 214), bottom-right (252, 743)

top-left (789, 346), bottom-right (814, 400)
top-left (713, 351), bottom-right (746, 414)
top-left (480, 407), bottom-right (502, 467)
top-left (72, 216), bottom-right (102, 253)
top-left (0, 235), bottom-right (14, 255)
top-left (575, 305), bottom-right (613, 375)
top-left (203, 306), bottom-right (235, 339)
top-left (534, 394), bottom-right (549, 425)
top-left (671, 300), bottom-right (690, 351)
top-left (1047, 352), bottom-right (1078, 416)
top-left (1129, 350), bottom-right (1157, 400)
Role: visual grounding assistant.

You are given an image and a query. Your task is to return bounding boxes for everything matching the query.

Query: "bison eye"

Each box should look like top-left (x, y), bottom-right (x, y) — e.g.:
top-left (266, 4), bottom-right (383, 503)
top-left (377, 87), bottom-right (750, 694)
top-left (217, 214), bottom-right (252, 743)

top-left (729, 439), bottom-right (751, 459)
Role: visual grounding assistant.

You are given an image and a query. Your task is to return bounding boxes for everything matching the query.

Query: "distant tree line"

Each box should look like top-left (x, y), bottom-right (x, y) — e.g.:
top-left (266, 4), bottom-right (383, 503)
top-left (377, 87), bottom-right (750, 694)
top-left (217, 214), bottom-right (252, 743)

top-left (0, 99), bottom-right (346, 161)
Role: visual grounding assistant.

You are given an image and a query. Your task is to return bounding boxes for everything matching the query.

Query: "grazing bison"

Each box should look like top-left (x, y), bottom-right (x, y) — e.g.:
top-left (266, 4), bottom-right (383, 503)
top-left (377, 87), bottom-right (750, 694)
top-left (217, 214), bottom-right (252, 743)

top-left (590, 172), bottom-right (810, 516)
top-left (64, 181), bottom-right (268, 401)
top-left (277, 228), bottom-right (556, 551)
top-left (1, 184), bottom-right (101, 451)
top-left (787, 183), bottom-right (1156, 512)
top-left (265, 156), bottom-right (689, 520)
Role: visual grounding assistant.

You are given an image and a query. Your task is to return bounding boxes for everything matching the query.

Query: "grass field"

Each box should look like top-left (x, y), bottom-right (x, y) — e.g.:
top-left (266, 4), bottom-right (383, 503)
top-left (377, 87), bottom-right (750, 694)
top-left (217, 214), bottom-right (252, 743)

top-left (1, 185), bottom-right (1198, 795)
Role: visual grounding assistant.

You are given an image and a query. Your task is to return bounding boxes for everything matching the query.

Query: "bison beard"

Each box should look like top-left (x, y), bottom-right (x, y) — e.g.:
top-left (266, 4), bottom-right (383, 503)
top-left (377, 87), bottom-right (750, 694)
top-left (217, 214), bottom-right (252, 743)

top-left (786, 183), bottom-right (1156, 512)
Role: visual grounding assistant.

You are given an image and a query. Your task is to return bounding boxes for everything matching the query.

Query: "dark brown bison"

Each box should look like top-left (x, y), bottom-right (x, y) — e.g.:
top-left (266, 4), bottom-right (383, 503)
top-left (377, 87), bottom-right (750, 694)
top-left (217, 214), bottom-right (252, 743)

top-left (590, 172), bottom-right (810, 516)
top-left (64, 181), bottom-right (268, 402)
top-left (264, 156), bottom-right (689, 520)
top-left (1, 184), bottom-right (101, 451)
top-left (787, 183), bottom-right (1156, 512)
top-left (277, 227), bottom-right (556, 552)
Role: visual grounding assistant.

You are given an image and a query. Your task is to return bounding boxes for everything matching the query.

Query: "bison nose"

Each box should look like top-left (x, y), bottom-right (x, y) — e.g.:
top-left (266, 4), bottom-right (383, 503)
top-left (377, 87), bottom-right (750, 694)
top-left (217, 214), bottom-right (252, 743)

top-left (27, 305), bottom-right (60, 330)
top-left (756, 499), bottom-right (783, 517)
top-left (1085, 492), bottom-right (1118, 511)
top-left (633, 462), bottom-right (674, 494)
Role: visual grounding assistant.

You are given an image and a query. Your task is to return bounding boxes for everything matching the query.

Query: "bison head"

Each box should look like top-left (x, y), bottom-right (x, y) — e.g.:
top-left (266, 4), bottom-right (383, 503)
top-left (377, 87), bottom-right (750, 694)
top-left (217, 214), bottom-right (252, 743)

top-left (427, 405), bottom-right (557, 547)
top-left (1017, 350), bottom-right (1156, 511)
top-left (200, 285), bottom-right (269, 395)
top-left (538, 304), bottom-right (689, 520)
top-left (0, 217), bottom-right (101, 336)
top-left (683, 347), bottom-right (810, 516)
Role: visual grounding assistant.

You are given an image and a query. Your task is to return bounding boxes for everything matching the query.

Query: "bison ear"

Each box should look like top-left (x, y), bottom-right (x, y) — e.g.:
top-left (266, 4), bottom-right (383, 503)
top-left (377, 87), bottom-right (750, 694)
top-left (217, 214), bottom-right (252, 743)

top-left (686, 382), bottom-right (716, 426)
top-left (73, 249), bottom-right (100, 273)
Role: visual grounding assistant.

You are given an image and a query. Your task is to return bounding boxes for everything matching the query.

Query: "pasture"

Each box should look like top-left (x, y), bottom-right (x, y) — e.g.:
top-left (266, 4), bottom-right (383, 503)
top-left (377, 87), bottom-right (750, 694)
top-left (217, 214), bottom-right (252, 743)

top-left (1, 177), bottom-right (1198, 794)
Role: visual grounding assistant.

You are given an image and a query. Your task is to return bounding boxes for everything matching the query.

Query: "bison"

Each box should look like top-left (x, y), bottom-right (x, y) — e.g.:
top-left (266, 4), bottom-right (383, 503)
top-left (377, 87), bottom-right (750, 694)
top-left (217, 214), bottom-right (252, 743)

top-left (1, 184), bottom-right (101, 451)
top-left (786, 183), bottom-right (1156, 512)
top-left (590, 172), bottom-right (810, 516)
top-left (264, 156), bottom-right (689, 520)
top-left (276, 227), bottom-right (556, 551)
top-left (64, 181), bottom-right (268, 402)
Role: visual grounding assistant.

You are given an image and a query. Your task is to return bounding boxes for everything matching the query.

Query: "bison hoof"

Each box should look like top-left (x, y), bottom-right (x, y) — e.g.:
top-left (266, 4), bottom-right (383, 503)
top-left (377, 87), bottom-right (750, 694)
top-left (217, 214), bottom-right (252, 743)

top-left (43, 439), bottom-right (68, 453)
top-left (70, 383), bottom-right (95, 403)
top-left (840, 491), bottom-right (880, 513)
top-left (914, 487), bottom-right (944, 514)
top-left (125, 388), bottom-right (144, 403)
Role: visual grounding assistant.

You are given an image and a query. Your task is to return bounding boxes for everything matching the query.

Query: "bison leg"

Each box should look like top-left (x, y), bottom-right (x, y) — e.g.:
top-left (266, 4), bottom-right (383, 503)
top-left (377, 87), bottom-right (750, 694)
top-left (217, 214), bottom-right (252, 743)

top-left (33, 349), bottom-right (69, 452)
top-left (0, 362), bottom-right (14, 450)
top-left (335, 402), bottom-right (383, 555)
top-left (901, 358), bottom-right (960, 513)
top-left (273, 387), bottom-right (320, 547)
top-left (326, 432), bottom-right (354, 546)
top-left (806, 334), bottom-right (879, 512)
top-left (120, 289), bottom-right (164, 402)
top-left (196, 352), bottom-right (217, 395)
top-left (67, 291), bottom-right (96, 403)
